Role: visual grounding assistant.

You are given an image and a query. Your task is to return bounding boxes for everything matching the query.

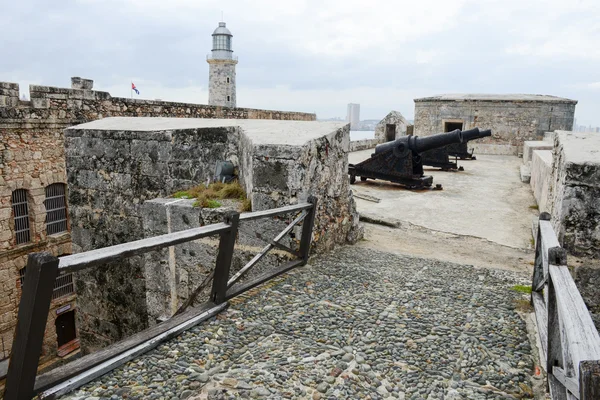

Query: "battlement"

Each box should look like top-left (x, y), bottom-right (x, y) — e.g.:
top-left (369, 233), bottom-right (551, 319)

top-left (0, 77), bottom-right (315, 124)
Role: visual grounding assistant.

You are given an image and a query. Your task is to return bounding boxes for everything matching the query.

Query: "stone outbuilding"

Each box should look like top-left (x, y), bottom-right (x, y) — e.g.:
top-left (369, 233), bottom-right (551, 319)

top-left (374, 111), bottom-right (412, 142)
top-left (65, 117), bottom-right (363, 353)
top-left (413, 94), bottom-right (577, 155)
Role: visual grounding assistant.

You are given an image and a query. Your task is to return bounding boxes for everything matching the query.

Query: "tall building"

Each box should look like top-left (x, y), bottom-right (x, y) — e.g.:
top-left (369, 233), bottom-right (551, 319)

top-left (347, 103), bottom-right (360, 130)
top-left (207, 21), bottom-right (237, 108)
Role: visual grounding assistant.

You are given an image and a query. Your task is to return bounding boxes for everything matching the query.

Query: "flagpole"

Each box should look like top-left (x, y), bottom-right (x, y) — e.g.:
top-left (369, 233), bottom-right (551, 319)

top-left (130, 81), bottom-right (132, 99)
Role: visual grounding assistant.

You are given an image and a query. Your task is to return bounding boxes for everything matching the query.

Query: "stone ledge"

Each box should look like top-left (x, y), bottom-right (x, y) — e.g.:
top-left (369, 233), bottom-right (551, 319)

top-left (523, 141), bottom-right (553, 164)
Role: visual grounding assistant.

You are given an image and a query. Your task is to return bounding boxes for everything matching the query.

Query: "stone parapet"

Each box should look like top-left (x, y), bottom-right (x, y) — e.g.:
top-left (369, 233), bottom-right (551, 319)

top-left (550, 131), bottom-right (600, 258)
top-left (349, 138), bottom-right (383, 152)
top-left (530, 150), bottom-right (553, 212)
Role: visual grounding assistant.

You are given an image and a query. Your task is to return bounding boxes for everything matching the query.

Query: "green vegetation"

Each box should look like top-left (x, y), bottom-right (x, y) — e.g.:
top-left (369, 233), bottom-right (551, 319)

top-left (240, 197), bottom-right (252, 212)
top-left (173, 181), bottom-right (249, 211)
top-left (529, 204), bottom-right (539, 210)
top-left (511, 284), bottom-right (532, 294)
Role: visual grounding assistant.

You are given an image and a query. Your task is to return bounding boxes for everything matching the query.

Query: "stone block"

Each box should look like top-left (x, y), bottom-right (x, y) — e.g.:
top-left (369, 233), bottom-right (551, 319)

top-left (0, 82), bottom-right (18, 90)
top-left (530, 150), bottom-right (552, 212)
top-left (31, 98), bottom-right (50, 109)
top-left (71, 77), bottom-right (94, 90)
top-left (523, 141), bottom-right (553, 164)
top-left (519, 164), bottom-right (531, 183)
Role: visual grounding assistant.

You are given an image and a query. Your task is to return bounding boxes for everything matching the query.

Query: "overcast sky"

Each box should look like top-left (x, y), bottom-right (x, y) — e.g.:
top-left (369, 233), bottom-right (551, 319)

top-left (1, 0), bottom-right (599, 125)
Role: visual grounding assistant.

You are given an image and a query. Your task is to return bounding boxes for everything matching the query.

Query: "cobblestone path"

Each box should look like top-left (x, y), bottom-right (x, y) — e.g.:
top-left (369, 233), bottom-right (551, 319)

top-left (61, 246), bottom-right (536, 400)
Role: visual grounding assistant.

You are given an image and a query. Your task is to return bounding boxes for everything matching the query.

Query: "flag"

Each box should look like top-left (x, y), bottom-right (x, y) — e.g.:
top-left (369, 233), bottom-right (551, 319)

top-left (131, 82), bottom-right (139, 95)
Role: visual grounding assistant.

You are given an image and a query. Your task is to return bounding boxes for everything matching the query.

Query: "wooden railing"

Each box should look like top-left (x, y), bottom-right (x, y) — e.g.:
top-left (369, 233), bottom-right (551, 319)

top-left (531, 212), bottom-right (600, 399)
top-left (3, 197), bottom-right (317, 400)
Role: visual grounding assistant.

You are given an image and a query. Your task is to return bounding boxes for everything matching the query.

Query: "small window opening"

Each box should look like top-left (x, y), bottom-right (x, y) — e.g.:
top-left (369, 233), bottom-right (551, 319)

top-left (385, 124), bottom-right (396, 141)
top-left (227, 95), bottom-right (231, 102)
top-left (19, 266), bottom-right (75, 300)
top-left (226, 77), bottom-right (230, 83)
top-left (12, 189), bottom-right (31, 244)
top-left (444, 121), bottom-right (464, 132)
top-left (45, 183), bottom-right (68, 235)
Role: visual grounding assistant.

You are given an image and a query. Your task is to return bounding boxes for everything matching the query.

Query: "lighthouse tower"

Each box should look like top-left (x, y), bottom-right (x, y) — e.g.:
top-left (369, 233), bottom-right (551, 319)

top-left (207, 21), bottom-right (237, 107)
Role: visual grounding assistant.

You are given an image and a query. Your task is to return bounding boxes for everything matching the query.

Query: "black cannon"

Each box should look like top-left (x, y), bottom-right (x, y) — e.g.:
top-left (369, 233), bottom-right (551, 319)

top-left (348, 129), bottom-right (464, 190)
top-left (421, 128), bottom-right (481, 170)
top-left (446, 128), bottom-right (492, 160)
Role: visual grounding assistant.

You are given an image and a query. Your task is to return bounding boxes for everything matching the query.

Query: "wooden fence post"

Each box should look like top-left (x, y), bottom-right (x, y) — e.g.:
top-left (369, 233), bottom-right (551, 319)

top-left (580, 360), bottom-right (600, 399)
top-left (299, 196), bottom-right (317, 264)
top-left (4, 252), bottom-right (59, 400)
top-left (210, 211), bottom-right (239, 304)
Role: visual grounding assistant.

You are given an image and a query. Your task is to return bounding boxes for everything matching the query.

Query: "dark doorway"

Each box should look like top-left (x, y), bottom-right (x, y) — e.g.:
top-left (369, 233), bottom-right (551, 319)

top-left (385, 124), bottom-right (396, 141)
top-left (55, 310), bottom-right (77, 348)
top-left (444, 121), bottom-right (463, 132)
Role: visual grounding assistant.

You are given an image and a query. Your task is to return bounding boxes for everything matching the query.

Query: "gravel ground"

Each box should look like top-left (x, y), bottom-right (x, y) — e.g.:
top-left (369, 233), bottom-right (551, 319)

top-left (60, 246), bottom-right (535, 400)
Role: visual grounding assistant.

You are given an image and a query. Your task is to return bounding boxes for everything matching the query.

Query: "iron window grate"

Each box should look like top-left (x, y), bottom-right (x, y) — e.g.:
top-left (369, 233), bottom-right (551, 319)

top-left (45, 183), bottom-right (68, 235)
top-left (19, 268), bottom-right (75, 300)
top-left (12, 189), bottom-right (31, 245)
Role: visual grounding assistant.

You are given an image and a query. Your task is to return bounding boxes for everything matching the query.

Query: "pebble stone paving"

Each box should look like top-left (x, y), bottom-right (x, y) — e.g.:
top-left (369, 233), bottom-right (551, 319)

top-left (60, 247), bottom-right (536, 400)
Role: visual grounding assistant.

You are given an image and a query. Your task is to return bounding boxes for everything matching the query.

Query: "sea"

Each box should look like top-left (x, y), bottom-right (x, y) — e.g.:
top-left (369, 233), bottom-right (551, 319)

top-left (350, 130), bottom-right (375, 141)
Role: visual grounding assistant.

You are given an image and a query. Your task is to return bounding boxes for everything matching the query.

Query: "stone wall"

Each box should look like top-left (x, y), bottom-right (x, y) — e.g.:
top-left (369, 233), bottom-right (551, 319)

top-left (65, 118), bottom-right (362, 353)
top-left (550, 131), bottom-right (600, 259)
top-left (414, 95), bottom-right (576, 155)
top-left (0, 78), bottom-right (315, 363)
top-left (65, 126), bottom-right (241, 352)
top-left (349, 138), bottom-right (383, 152)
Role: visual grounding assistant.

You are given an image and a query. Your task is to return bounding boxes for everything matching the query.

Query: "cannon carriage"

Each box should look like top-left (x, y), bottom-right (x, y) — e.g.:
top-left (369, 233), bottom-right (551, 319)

top-left (445, 128), bottom-right (492, 160)
top-left (420, 128), bottom-right (492, 170)
top-left (348, 129), bottom-right (465, 190)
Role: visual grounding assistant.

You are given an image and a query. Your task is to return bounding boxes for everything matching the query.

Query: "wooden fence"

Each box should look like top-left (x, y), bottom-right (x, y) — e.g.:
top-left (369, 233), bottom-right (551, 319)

top-left (3, 198), bottom-right (317, 400)
top-left (531, 212), bottom-right (600, 399)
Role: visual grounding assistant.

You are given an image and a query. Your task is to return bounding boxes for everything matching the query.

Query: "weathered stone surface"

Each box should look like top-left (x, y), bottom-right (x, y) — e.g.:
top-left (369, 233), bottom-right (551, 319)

top-left (414, 94), bottom-right (577, 155)
top-left (66, 118), bottom-right (362, 352)
top-left (141, 198), bottom-right (293, 323)
top-left (550, 131), bottom-right (600, 259)
top-left (530, 150), bottom-right (553, 212)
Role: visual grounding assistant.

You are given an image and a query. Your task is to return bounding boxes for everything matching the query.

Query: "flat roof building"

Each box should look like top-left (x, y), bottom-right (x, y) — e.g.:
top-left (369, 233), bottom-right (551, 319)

top-left (414, 94), bottom-right (577, 155)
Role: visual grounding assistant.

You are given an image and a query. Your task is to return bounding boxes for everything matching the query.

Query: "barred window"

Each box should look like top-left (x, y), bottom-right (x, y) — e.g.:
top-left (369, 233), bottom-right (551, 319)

top-left (12, 189), bottom-right (31, 244)
top-left (19, 267), bottom-right (75, 300)
top-left (45, 183), bottom-right (68, 235)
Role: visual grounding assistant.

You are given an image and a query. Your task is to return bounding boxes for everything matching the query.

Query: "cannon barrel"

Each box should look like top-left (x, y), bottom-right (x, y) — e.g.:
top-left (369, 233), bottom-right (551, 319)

top-left (460, 128), bottom-right (481, 141)
top-left (412, 129), bottom-right (464, 153)
top-left (375, 129), bottom-right (464, 156)
top-left (478, 129), bottom-right (492, 138)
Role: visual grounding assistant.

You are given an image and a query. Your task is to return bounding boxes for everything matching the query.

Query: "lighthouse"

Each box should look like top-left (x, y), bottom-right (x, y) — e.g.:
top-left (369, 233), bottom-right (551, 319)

top-left (207, 21), bottom-right (237, 107)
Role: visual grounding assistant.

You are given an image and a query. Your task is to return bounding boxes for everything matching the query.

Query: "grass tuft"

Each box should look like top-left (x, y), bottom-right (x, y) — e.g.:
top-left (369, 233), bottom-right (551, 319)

top-left (240, 197), bottom-right (252, 212)
top-left (529, 204), bottom-right (539, 210)
top-left (174, 180), bottom-right (249, 209)
top-left (173, 191), bottom-right (191, 199)
top-left (511, 285), bottom-right (532, 294)
top-left (206, 199), bottom-right (222, 208)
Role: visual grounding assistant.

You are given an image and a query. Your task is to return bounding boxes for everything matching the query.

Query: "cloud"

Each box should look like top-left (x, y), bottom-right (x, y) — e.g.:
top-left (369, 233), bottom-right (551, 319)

top-left (1, 0), bottom-right (599, 124)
